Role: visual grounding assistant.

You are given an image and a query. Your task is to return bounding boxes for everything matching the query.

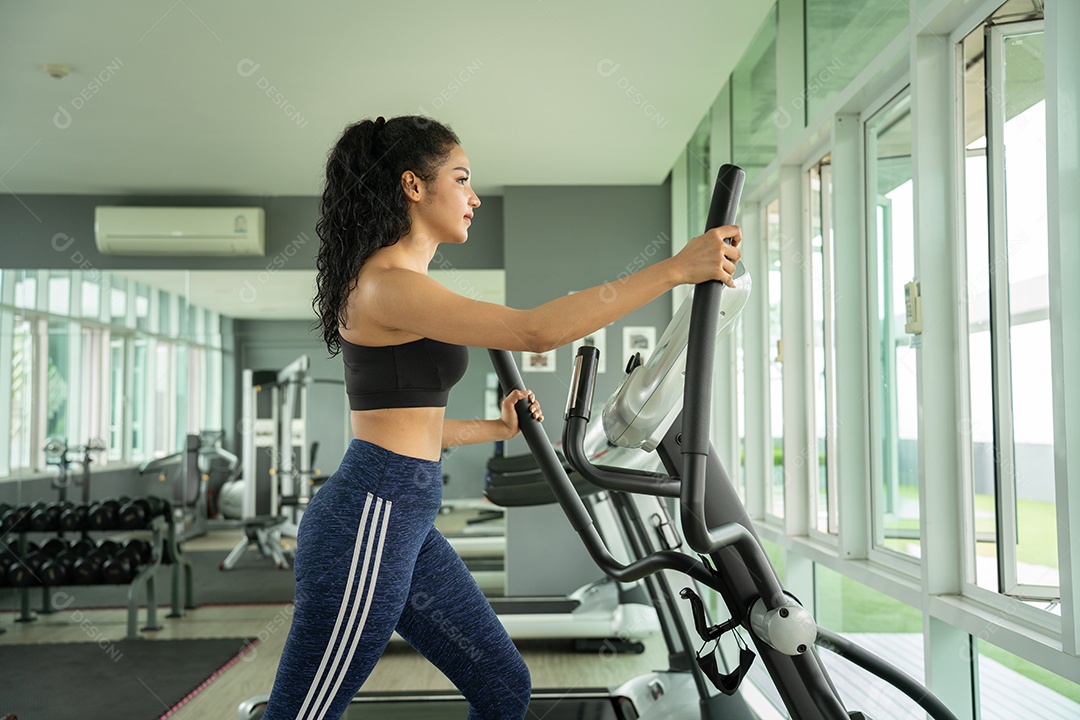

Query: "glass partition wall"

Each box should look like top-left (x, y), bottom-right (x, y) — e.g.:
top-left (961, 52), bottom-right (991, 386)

top-left (0, 269), bottom-right (223, 479)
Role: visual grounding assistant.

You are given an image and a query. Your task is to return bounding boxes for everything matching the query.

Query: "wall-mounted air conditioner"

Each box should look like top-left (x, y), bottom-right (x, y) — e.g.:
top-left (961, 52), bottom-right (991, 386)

top-left (94, 206), bottom-right (266, 256)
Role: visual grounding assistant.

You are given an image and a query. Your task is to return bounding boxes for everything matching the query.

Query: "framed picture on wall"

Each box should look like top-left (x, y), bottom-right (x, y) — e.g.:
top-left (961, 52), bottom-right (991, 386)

top-left (622, 326), bottom-right (655, 366)
top-left (522, 349), bottom-right (557, 373)
top-left (570, 327), bottom-right (607, 374)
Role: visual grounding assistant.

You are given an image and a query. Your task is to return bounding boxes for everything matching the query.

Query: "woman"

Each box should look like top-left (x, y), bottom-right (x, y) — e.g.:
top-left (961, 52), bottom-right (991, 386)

top-left (262, 115), bottom-right (742, 720)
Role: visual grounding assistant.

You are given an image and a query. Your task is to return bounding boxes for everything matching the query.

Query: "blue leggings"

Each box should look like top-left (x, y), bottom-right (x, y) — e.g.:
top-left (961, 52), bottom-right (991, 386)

top-left (263, 439), bottom-right (531, 720)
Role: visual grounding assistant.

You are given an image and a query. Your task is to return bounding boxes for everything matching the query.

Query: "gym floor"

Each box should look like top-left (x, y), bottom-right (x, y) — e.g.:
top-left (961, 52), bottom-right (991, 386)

top-left (0, 527), bottom-right (670, 719)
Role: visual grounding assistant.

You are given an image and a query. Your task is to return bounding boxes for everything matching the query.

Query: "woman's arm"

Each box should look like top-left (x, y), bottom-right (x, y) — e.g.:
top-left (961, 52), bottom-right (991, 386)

top-left (442, 419), bottom-right (513, 448)
top-left (360, 226), bottom-right (742, 353)
top-left (442, 389), bottom-right (543, 448)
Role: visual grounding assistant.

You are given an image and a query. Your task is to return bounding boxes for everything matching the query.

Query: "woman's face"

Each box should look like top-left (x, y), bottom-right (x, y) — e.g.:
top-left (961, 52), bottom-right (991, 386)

top-left (413, 144), bottom-right (481, 244)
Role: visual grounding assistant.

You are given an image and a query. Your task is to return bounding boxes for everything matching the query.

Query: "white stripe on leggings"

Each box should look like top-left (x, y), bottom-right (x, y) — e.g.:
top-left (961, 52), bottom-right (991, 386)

top-left (314, 498), bottom-right (393, 718)
top-left (293, 493), bottom-right (384, 720)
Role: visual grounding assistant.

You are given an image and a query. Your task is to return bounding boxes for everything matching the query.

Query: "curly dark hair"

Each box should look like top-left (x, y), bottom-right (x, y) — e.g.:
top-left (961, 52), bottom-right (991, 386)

top-left (312, 115), bottom-right (460, 355)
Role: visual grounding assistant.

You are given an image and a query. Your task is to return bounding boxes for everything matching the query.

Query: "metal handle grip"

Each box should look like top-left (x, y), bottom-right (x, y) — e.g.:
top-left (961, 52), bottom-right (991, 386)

top-left (564, 346), bottom-right (598, 421)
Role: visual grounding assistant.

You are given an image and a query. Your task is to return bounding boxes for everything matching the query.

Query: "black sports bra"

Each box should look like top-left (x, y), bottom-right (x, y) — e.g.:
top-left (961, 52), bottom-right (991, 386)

top-left (340, 335), bottom-right (469, 411)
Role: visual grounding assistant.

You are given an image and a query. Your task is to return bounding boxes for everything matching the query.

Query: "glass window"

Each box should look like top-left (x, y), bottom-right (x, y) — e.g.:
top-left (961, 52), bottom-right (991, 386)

top-left (109, 275), bottom-right (128, 326)
top-left (814, 564), bottom-right (925, 713)
top-left (79, 326), bottom-right (107, 455)
top-left (808, 155), bottom-right (837, 534)
top-left (158, 290), bottom-right (171, 336)
top-left (46, 320), bottom-right (72, 442)
top-left (866, 92), bottom-right (921, 563)
top-left (154, 340), bottom-right (175, 456)
top-left (9, 315), bottom-right (35, 471)
top-left (804, 0), bottom-right (909, 121)
top-left (81, 274), bottom-right (101, 319)
top-left (735, 322), bottom-right (747, 502)
top-left (731, 4), bottom-right (778, 183)
top-left (135, 283), bottom-right (152, 332)
top-left (961, 15), bottom-right (1055, 603)
top-left (14, 270), bottom-right (38, 309)
top-left (131, 337), bottom-right (148, 461)
top-left (206, 347), bottom-right (223, 432)
top-left (175, 295), bottom-right (189, 341)
top-left (208, 310), bottom-right (222, 349)
top-left (187, 346), bottom-right (205, 434)
top-left (978, 641), bottom-right (1080, 718)
top-left (765, 197), bottom-right (784, 519)
top-left (687, 112), bottom-right (712, 233)
top-left (109, 337), bottom-right (126, 461)
top-left (48, 271), bottom-right (71, 315)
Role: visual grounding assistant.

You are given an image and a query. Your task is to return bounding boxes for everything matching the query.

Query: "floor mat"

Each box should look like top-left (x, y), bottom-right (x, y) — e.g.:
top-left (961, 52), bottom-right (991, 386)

top-left (0, 636), bottom-right (255, 720)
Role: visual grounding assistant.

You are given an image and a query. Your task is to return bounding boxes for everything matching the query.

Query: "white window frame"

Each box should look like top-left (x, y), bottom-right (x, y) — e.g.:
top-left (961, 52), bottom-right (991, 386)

top-left (862, 86), bottom-right (922, 579)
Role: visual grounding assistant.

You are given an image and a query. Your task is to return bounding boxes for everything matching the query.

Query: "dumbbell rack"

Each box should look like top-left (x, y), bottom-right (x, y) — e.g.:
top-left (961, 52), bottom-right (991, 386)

top-left (2, 507), bottom-right (197, 640)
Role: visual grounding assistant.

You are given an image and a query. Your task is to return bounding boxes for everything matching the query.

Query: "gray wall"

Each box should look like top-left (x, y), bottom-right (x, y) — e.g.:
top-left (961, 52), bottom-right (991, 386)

top-left (502, 182), bottom-right (673, 453)
top-left (0, 194), bottom-right (504, 271)
top-left (501, 182), bottom-right (674, 595)
top-left (0, 195), bottom-right (320, 270)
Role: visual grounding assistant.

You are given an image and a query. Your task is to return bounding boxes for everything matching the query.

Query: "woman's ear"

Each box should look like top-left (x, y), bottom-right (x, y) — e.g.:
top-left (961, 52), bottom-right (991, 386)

top-left (401, 171), bottom-right (422, 201)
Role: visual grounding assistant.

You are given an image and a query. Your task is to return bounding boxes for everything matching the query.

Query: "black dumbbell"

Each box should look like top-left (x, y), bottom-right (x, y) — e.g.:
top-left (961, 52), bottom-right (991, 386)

top-left (41, 537), bottom-right (69, 557)
top-left (4, 556), bottom-right (33, 587)
top-left (101, 545), bottom-right (135, 584)
top-left (122, 538), bottom-right (152, 566)
top-left (52, 548), bottom-right (78, 582)
top-left (35, 552), bottom-right (67, 586)
top-left (117, 498), bottom-right (149, 530)
top-left (59, 503), bottom-right (89, 532)
top-left (30, 502), bottom-right (65, 532)
top-left (72, 546), bottom-right (112, 584)
top-left (87, 499), bottom-right (120, 531)
top-left (97, 540), bottom-right (120, 556)
top-left (24, 548), bottom-right (51, 575)
top-left (70, 538), bottom-right (97, 557)
top-left (146, 496), bottom-right (170, 518)
top-left (2, 505), bottom-right (33, 534)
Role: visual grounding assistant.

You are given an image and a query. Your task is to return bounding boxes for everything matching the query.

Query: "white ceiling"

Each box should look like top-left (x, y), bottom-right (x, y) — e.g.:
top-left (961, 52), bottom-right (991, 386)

top-left (0, 0), bottom-right (769, 197)
top-left (2, 1), bottom-right (770, 319)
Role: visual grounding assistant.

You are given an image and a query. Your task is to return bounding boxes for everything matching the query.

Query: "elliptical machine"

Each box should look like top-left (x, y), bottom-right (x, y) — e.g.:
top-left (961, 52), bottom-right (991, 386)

top-left (488, 164), bottom-right (959, 720)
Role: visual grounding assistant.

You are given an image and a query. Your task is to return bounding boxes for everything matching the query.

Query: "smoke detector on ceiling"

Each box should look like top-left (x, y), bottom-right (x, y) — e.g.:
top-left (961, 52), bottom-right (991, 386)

top-left (44, 63), bottom-right (71, 79)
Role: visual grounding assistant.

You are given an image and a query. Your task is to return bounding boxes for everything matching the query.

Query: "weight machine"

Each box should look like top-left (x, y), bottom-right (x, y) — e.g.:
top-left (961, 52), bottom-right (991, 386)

top-left (224, 355), bottom-right (348, 570)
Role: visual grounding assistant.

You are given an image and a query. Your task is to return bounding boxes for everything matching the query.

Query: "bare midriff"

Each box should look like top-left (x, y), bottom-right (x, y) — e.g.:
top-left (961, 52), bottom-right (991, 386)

top-left (350, 407), bottom-right (446, 462)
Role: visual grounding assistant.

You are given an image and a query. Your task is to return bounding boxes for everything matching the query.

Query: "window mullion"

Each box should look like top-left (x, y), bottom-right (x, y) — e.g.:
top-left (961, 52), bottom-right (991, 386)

top-left (1046, 0), bottom-right (1080, 657)
top-left (0, 306), bottom-right (13, 476)
top-left (33, 316), bottom-right (48, 473)
top-left (985, 24), bottom-right (1022, 599)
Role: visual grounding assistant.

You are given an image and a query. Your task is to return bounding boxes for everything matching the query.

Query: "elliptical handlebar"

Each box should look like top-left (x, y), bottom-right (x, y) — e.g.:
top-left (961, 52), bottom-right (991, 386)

top-left (487, 348), bottom-right (714, 586)
top-left (564, 346), bottom-right (682, 497)
top-left (679, 164), bottom-right (747, 556)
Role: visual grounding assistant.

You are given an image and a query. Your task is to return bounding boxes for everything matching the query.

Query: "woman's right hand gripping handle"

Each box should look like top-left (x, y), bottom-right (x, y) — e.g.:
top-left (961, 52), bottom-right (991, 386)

top-left (672, 225), bottom-right (743, 288)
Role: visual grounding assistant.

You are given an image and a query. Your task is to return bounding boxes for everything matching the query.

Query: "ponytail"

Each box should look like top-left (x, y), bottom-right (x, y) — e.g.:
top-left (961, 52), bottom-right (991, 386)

top-left (312, 115), bottom-right (459, 355)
